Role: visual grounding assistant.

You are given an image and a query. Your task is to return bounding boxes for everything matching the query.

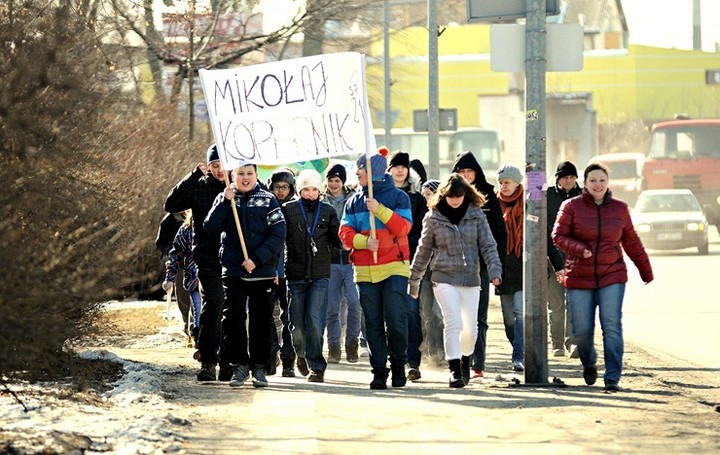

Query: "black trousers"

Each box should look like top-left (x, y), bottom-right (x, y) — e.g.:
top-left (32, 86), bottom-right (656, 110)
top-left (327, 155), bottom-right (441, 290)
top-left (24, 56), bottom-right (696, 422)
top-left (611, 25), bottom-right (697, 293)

top-left (222, 276), bottom-right (274, 367)
top-left (197, 267), bottom-right (225, 365)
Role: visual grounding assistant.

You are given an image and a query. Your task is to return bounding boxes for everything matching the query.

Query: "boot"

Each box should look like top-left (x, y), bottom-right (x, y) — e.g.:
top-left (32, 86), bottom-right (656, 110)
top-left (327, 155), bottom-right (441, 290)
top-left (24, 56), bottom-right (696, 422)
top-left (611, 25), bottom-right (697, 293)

top-left (345, 340), bottom-right (359, 363)
top-left (370, 367), bottom-right (389, 390)
top-left (448, 359), bottom-right (465, 388)
top-left (460, 355), bottom-right (471, 386)
top-left (281, 356), bottom-right (296, 378)
top-left (390, 360), bottom-right (406, 388)
top-left (328, 344), bottom-right (342, 364)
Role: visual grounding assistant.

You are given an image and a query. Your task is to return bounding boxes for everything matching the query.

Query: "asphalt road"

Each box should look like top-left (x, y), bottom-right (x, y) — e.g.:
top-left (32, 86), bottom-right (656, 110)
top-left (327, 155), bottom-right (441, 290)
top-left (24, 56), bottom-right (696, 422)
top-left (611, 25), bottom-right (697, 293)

top-left (623, 228), bottom-right (720, 373)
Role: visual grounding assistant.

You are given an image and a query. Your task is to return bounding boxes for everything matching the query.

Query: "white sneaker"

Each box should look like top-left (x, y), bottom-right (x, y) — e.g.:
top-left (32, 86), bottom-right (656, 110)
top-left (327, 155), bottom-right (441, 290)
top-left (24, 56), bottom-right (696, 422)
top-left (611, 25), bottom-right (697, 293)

top-left (359, 346), bottom-right (370, 358)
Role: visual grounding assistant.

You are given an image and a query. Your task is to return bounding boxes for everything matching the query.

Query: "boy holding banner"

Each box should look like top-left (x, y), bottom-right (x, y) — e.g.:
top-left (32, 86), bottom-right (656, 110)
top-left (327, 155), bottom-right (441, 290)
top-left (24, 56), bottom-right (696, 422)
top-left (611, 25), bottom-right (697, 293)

top-left (204, 163), bottom-right (286, 388)
top-left (339, 148), bottom-right (413, 390)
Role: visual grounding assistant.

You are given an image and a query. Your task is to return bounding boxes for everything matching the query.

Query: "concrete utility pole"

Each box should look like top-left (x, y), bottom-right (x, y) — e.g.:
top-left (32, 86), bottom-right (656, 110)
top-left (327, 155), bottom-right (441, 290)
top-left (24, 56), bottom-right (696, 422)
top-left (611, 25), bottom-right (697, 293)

top-left (523, 0), bottom-right (549, 384)
top-left (427, 0), bottom-right (440, 179)
top-left (692, 0), bottom-right (702, 51)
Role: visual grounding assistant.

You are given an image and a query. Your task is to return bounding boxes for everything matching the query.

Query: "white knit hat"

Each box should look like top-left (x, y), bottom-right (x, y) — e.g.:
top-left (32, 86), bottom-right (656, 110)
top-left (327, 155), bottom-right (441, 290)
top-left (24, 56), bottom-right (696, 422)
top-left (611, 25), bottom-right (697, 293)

top-left (296, 169), bottom-right (322, 193)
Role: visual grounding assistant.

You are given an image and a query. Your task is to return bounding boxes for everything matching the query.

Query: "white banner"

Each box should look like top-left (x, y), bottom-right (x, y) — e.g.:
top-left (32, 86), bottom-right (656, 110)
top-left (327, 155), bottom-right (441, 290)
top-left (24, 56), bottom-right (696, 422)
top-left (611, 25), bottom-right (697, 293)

top-left (199, 52), bottom-right (375, 170)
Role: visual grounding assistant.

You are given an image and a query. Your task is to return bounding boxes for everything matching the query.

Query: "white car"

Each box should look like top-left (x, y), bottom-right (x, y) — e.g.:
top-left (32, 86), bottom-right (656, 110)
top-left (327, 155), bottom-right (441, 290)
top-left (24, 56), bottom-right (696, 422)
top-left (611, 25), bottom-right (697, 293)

top-left (632, 189), bottom-right (709, 255)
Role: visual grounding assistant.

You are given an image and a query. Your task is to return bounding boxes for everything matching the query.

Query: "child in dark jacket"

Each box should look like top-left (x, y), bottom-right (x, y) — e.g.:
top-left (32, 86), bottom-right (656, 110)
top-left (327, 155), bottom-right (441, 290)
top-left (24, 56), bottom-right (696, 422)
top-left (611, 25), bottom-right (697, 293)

top-left (163, 212), bottom-right (202, 347)
top-left (204, 163), bottom-right (286, 389)
top-left (282, 169), bottom-right (342, 383)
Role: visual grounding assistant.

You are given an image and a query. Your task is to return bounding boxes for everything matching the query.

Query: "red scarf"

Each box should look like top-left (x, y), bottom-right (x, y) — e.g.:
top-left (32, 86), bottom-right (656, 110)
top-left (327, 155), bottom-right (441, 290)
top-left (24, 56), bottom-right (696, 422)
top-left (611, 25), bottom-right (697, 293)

top-left (498, 184), bottom-right (524, 257)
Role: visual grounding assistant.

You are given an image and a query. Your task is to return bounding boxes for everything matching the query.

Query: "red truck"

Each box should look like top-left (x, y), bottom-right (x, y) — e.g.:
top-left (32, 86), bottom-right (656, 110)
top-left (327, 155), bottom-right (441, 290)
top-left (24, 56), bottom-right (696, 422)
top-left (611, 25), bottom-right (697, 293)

top-left (642, 118), bottom-right (720, 231)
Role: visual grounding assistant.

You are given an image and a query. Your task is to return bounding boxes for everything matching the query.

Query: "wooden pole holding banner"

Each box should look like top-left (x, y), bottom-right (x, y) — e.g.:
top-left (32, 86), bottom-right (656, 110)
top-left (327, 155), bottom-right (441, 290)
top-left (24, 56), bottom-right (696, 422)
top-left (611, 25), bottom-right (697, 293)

top-left (365, 156), bottom-right (378, 263)
top-left (224, 170), bottom-right (249, 261)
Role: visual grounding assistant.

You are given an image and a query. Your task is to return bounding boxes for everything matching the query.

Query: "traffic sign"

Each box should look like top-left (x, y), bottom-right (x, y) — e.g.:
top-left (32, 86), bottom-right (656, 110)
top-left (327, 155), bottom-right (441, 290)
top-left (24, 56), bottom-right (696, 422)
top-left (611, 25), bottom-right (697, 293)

top-left (466, 0), bottom-right (560, 22)
top-left (490, 23), bottom-right (584, 72)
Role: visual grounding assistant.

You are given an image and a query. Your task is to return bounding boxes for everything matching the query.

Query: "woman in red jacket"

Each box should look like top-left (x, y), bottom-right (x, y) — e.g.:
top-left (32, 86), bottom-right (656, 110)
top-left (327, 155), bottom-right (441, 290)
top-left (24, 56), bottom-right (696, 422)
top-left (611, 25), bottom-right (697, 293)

top-left (552, 163), bottom-right (653, 392)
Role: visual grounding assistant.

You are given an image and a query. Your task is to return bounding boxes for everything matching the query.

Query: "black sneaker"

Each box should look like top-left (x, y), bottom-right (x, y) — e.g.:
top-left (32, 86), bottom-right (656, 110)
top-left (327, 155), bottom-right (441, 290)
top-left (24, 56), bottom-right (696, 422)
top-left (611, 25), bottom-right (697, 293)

top-left (296, 357), bottom-right (309, 376)
top-left (229, 364), bottom-right (250, 387)
top-left (604, 382), bottom-right (620, 393)
top-left (282, 366), bottom-right (296, 378)
top-left (370, 368), bottom-right (389, 390)
top-left (218, 362), bottom-right (233, 381)
top-left (197, 363), bottom-right (217, 381)
top-left (583, 365), bottom-right (598, 385)
top-left (252, 366), bottom-right (268, 388)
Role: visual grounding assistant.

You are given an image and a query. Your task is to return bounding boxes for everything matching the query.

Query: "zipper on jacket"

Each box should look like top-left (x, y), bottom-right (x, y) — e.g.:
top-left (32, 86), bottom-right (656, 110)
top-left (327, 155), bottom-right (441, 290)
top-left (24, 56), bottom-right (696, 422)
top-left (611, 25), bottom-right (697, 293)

top-left (594, 203), bottom-right (602, 288)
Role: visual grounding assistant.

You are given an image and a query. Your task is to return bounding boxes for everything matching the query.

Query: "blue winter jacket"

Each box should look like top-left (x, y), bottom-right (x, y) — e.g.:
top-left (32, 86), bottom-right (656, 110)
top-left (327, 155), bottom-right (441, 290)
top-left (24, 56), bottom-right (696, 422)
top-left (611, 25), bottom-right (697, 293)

top-left (204, 183), bottom-right (286, 279)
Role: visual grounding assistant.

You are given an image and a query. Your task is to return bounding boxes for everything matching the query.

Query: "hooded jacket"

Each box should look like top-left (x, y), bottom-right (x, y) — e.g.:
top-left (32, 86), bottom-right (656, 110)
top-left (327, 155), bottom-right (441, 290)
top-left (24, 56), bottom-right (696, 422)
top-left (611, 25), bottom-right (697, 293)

top-left (552, 189), bottom-right (653, 289)
top-left (408, 205), bottom-right (502, 296)
top-left (451, 151), bottom-right (508, 270)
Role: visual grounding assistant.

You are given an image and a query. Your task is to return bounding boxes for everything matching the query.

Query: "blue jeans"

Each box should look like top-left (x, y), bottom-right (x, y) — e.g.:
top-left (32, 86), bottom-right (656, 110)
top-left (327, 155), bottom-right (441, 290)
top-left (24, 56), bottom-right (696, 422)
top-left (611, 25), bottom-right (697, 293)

top-left (326, 264), bottom-right (361, 346)
top-left (288, 278), bottom-right (329, 372)
top-left (500, 291), bottom-right (524, 363)
top-left (567, 283), bottom-right (626, 384)
top-left (357, 275), bottom-right (409, 370)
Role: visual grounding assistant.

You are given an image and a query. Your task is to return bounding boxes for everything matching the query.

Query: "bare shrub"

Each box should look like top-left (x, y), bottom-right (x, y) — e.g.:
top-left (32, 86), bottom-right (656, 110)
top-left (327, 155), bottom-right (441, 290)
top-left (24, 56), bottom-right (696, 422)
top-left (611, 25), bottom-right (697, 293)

top-left (0, 1), bottom-right (205, 379)
top-left (599, 119), bottom-right (651, 155)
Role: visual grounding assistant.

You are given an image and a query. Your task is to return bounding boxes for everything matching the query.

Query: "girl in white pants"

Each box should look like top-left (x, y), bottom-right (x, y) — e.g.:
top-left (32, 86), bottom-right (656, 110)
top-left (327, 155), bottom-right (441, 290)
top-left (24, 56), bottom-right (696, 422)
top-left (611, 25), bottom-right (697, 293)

top-left (409, 174), bottom-right (503, 388)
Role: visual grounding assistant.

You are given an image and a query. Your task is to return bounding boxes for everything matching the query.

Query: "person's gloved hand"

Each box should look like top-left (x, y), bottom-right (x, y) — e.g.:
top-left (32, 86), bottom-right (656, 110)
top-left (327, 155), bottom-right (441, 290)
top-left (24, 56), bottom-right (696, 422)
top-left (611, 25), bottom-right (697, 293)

top-left (162, 281), bottom-right (173, 292)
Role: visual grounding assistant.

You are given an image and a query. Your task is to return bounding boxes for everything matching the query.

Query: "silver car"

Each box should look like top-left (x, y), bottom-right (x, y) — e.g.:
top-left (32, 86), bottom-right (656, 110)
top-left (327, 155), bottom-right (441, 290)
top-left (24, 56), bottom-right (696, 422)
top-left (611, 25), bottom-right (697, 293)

top-left (632, 189), bottom-right (709, 255)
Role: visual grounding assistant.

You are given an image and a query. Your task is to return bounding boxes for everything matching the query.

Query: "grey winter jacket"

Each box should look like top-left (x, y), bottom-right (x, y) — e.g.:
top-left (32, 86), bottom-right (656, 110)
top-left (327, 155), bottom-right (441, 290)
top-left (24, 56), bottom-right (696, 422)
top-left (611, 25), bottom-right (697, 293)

top-left (409, 204), bottom-right (502, 296)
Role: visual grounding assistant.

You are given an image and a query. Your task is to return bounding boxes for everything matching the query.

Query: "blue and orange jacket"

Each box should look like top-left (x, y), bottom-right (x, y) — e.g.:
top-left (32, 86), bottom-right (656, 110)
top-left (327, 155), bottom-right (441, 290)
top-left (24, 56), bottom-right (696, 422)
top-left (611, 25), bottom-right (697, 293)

top-left (340, 174), bottom-right (413, 283)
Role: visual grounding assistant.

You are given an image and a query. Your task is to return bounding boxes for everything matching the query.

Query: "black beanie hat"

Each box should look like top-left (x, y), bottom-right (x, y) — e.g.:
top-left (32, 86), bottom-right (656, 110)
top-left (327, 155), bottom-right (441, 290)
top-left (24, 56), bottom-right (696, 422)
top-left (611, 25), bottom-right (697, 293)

top-left (269, 168), bottom-right (295, 190)
top-left (555, 161), bottom-right (578, 180)
top-left (388, 151), bottom-right (410, 170)
top-left (325, 163), bottom-right (347, 184)
top-left (410, 159), bottom-right (427, 184)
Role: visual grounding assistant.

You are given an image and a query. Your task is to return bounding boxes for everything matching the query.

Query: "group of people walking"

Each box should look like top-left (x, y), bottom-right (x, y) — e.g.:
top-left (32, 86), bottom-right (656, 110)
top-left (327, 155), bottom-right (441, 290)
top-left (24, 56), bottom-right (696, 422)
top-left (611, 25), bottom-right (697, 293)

top-left (157, 143), bottom-right (653, 392)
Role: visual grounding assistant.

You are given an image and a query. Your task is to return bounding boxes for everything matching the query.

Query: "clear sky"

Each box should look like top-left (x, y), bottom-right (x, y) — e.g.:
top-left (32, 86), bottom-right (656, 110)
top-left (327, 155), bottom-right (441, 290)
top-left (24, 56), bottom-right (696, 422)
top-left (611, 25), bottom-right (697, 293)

top-left (622, 0), bottom-right (720, 52)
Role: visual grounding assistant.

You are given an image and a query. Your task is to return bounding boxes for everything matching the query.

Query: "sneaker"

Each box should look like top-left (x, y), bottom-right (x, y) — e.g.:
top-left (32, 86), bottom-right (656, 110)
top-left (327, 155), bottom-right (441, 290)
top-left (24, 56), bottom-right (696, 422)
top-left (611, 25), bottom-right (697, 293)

top-left (282, 366), bottom-right (296, 377)
top-left (327, 345), bottom-right (341, 364)
top-left (345, 340), bottom-right (359, 363)
top-left (604, 382), bottom-right (620, 393)
top-left (569, 344), bottom-right (580, 359)
top-left (307, 370), bottom-right (325, 383)
top-left (552, 348), bottom-right (566, 357)
top-left (359, 346), bottom-right (370, 358)
top-left (391, 363), bottom-right (406, 388)
top-left (407, 367), bottom-right (422, 381)
top-left (229, 364), bottom-right (250, 387)
top-left (197, 363), bottom-right (217, 381)
top-left (583, 365), bottom-right (598, 385)
top-left (218, 362), bottom-right (233, 381)
top-left (512, 360), bottom-right (524, 372)
top-left (471, 369), bottom-right (484, 379)
top-left (296, 357), bottom-right (309, 376)
top-left (252, 366), bottom-right (268, 388)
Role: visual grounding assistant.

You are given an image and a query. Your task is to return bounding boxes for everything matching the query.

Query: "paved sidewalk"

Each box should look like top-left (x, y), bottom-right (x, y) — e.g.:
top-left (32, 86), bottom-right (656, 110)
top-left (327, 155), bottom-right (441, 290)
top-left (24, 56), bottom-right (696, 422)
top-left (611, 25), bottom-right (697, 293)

top-left (119, 298), bottom-right (720, 454)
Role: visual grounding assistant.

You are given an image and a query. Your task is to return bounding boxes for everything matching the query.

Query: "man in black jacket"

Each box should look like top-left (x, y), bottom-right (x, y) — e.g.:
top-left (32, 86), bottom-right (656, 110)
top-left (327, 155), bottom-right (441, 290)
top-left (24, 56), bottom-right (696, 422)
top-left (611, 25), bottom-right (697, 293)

top-left (546, 160), bottom-right (582, 358)
top-left (164, 144), bottom-right (228, 381)
top-left (451, 151), bottom-right (507, 379)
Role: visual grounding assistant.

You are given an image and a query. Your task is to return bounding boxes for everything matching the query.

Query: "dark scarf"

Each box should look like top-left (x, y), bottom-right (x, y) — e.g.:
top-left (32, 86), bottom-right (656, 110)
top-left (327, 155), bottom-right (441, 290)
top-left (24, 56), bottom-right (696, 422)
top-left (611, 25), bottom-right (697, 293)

top-left (497, 184), bottom-right (524, 257)
top-left (437, 197), bottom-right (470, 225)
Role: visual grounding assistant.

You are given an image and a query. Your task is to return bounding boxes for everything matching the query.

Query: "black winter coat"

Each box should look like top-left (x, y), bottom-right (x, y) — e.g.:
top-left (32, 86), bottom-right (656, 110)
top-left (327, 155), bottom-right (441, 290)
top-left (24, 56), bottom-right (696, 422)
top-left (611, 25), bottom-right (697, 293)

top-left (164, 167), bottom-right (225, 271)
top-left (546, 183), bottom-right (582, 272)
top-left (282, 198), bottom-right (342, 280)
top-left (204, 183), bottom-right (286, 279)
